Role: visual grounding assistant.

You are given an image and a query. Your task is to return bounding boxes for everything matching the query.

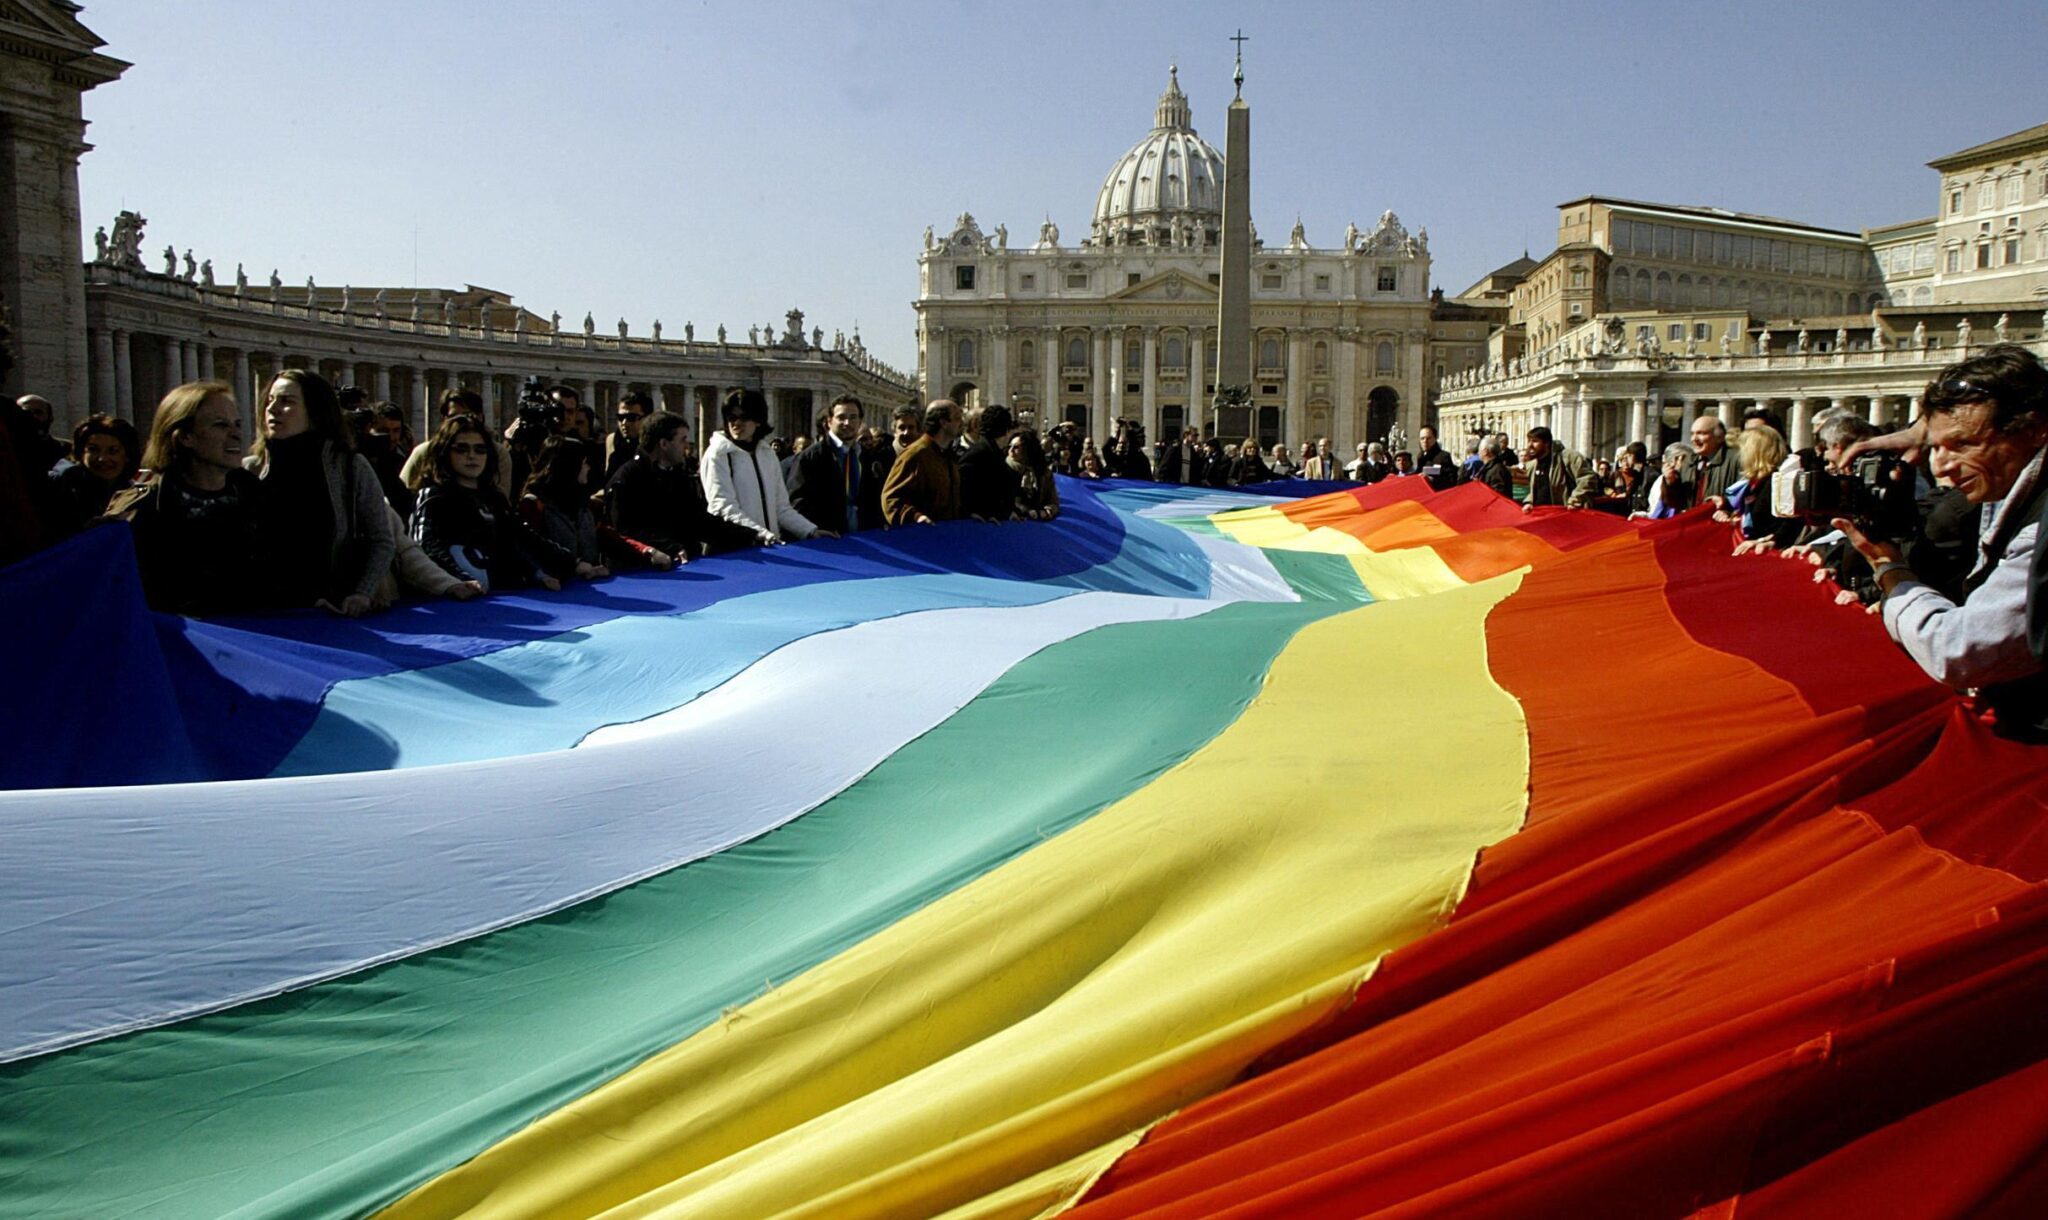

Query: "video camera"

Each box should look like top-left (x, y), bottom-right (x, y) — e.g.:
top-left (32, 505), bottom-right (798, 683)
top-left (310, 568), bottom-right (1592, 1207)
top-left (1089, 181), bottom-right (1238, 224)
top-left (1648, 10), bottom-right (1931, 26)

top-left (1769, 451), bottom-right (1911, 534)
top-left (513, 375), bottom-right (562, 442)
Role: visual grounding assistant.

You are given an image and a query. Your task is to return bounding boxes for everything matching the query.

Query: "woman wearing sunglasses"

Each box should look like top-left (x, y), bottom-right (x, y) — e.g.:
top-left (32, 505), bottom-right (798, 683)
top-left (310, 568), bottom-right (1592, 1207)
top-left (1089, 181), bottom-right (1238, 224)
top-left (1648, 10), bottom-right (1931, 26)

top-left (410, 414), bottom-right (596, 594)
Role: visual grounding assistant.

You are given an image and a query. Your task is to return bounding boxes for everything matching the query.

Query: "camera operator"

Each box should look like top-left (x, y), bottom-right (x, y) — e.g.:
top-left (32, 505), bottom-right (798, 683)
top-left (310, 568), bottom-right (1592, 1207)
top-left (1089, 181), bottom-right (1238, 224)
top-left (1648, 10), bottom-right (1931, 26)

top-left (1104, 418), bottom-right (1153, 480)
top-left (1836, 345), bottom-right (2048, 740)
top-left (502, 376), bottom-right (568, 496)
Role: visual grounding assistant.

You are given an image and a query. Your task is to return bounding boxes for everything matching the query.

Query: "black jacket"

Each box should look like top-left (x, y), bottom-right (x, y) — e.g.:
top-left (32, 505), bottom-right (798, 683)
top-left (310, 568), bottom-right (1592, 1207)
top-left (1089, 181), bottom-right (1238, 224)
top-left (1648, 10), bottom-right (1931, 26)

top-left (105, 470), bottom-right (268, 616)
top-left (1415, 445), bottom-right (1460, 491)
top-left (788, 435), bottom-right (883, 533)
top-left (411, 482), bottom-right (575, 591)
top-left (605, 456), bottom-right (715, 557)
top-left (957, 436), bottom-right (1020, 520)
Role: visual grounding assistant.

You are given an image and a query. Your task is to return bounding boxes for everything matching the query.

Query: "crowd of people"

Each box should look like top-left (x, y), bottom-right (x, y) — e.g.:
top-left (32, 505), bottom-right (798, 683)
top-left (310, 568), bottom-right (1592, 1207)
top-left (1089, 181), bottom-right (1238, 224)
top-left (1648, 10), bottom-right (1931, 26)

top-left (3, 344), bottom-right (2045, 740)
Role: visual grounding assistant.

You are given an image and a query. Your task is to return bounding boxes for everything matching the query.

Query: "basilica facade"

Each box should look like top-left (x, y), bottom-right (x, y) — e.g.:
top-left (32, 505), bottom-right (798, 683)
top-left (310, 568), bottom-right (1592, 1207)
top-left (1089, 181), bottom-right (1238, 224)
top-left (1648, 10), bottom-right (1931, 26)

top-left (914, 70), bottom-right (1435, 450)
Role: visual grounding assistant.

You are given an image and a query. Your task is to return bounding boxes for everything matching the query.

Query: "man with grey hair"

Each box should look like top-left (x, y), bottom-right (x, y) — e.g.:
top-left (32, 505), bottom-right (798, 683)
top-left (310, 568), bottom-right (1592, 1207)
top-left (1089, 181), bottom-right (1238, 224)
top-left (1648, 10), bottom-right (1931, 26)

top-left (1690, 414), bottom-right (1743, 511)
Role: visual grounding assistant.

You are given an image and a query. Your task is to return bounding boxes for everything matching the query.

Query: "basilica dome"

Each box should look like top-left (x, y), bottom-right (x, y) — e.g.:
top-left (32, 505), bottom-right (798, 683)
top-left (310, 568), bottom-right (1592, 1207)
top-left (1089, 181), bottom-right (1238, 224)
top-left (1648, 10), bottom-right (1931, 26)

top-left (1089, 68), bottom-right (1224, 248)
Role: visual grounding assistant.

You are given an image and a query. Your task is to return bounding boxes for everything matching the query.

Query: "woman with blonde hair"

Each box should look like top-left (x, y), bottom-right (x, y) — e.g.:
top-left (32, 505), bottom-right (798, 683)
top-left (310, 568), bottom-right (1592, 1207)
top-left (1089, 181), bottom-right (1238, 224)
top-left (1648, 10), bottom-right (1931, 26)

top-left (105, 381), bottom-right (266, 614)
top-left (1734, 423), bottom-right (1793, 543)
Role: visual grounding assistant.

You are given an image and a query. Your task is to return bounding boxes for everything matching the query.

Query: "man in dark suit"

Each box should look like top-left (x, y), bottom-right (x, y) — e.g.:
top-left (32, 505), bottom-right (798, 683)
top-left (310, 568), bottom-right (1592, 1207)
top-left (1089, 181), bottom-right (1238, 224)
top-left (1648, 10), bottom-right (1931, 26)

top-left (789, 394), bottom-right (882, 535)
top-left (1156, 426), bottom-right (1209, 485)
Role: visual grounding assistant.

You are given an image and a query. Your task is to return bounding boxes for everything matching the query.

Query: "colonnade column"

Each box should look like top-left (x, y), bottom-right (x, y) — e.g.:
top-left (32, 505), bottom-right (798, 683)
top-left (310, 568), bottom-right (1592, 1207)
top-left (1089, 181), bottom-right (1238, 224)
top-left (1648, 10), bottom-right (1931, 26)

top-left (197, 343), bottom-right (213, 384)
top-left (92, 329), bottom-right (116, 415)
top-left (1717, 398), bottom-right (1738, 430)
top-left (1789, 397), bottom-right (1815, 452)
top-left (233, 351), bottom-right (252, 424)
top-left (1571, 384), bottom-right (1593, 456)
top-left (1285, 334), bottom-right (1307, 443)
top-left (374, 366), bottom-right (392, 403)
top-left (113, 329), bottom-right (134, 420)
top-left (412, 369), bottom-right (429, 437)
top-left (161, 340), bottom-right (181, 398)
top-left (1627, 396), bottom-right (1648, 457)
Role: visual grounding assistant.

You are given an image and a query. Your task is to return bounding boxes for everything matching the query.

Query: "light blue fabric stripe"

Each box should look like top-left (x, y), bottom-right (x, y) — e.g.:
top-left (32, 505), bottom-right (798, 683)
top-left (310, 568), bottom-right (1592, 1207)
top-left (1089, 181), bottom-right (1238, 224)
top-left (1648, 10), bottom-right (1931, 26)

top-left (278, 502), bottom-right (1220, 776)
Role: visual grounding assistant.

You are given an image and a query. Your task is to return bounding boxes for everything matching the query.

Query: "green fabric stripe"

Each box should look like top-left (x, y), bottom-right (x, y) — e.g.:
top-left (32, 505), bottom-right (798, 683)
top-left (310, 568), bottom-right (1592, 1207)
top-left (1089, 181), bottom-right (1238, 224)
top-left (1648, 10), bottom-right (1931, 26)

top-left (0, 600), bottom-right (1341, 1220)
top-left (1265, 548), bottom-right (1370, 602)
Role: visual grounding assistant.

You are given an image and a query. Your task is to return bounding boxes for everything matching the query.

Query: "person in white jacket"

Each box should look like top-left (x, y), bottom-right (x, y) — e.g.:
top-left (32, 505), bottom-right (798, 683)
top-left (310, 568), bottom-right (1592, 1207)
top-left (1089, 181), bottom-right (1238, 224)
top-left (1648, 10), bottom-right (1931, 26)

top-left (700, 388), bottom-right (833, 546)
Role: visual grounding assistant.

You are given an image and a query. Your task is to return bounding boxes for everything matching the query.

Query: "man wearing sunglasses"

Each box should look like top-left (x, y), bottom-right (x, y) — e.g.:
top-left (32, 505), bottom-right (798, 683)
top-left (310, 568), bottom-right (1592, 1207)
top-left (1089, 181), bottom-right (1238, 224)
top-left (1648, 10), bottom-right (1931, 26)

top-left (1838, 344), bottom-right (2048, 740)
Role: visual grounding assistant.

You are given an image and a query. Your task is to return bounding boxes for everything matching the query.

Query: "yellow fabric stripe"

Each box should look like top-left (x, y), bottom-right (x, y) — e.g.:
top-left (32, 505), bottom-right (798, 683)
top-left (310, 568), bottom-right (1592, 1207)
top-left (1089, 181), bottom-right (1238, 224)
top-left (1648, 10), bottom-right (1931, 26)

top-left (931, 1124), bottom-right (1157, 1220)
top-left (1210, 505), bottom-right (1465, 601)
top-left (379, 573), bottom-right (1531, 1220)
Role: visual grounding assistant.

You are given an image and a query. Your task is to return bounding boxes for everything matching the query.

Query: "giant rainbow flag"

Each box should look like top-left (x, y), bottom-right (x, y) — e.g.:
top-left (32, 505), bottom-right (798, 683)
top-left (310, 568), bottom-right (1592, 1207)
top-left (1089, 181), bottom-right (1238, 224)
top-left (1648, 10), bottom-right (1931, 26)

top-left (2, 475), bottom-right (2045, 1218)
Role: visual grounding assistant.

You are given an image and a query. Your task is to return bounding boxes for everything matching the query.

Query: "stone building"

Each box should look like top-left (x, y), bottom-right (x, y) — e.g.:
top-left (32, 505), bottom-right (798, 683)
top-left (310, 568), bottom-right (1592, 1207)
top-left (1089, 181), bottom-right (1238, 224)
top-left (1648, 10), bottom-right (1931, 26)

top-left (914, 69), bottom-right (1435, 450)
top-left (0, 1), bottom-right (126, 416)
top-left (79, 256), bottom-right (910, 445)
top-left (1437, 120), bottom-right (2048, 461)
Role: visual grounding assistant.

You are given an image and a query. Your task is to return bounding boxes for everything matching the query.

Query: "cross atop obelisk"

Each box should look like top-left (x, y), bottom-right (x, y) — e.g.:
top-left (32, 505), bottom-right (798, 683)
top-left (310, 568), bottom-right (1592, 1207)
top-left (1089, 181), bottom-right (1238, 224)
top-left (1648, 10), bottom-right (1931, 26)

top-left (1212, 31), bottom-right (1254, 441)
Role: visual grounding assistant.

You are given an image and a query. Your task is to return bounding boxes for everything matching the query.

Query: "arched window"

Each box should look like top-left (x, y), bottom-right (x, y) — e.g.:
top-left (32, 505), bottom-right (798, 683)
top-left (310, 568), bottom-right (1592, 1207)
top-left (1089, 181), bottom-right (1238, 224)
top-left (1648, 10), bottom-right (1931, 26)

top-left (1164, 336), bottom-right (1186, 368)
top-left (1124, 339), bottom-right (1141, 372)
top-left (1611, 265), bottom-right (1632, 300)
top-left (1655, 270), bottom-right (1673, 306)
top-left (955, 337), bottom-right (976, 372)
top-left (1375, 341), bottom-right (1395, 374)
top-left (1020, 339), bottom-right (1035, 366)
top-left (1791, 289), bottom-right (1807, 317)
top-left (1676, 273), bottom-right (1693, 306)
top-left (1259, 338), bottom-right (1281, 369)
top-left (1313, 341), bottom-right (1329, 373)
top-left (1065, 336), bottom-right (1087, 368)
top-left (1635, 269), bottom-right (1652, 300)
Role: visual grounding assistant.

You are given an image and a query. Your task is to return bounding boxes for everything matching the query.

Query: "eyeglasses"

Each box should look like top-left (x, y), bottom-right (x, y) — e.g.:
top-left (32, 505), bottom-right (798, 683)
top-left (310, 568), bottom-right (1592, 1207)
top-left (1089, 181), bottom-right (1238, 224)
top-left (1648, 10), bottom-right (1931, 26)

top-left (621, 412), bottom-right (648, 422)
top-left (1933, 376), bottom-right (1992, 403)
top-left (448, 442), bottom-right (491, 455)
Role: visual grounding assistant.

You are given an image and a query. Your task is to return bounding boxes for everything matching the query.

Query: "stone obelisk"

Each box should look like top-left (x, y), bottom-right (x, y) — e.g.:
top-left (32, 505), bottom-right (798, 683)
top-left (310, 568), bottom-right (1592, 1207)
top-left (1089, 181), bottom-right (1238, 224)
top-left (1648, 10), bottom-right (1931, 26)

top-left (1212, 31), bottom-right (1253, 442)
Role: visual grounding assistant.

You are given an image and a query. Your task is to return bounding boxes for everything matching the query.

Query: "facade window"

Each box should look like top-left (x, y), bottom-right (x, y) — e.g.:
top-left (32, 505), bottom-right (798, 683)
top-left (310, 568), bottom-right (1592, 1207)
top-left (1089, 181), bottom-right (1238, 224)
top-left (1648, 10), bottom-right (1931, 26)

top-left (1259, 338), bottom-right (1281, 369)
top-left (1260, 273), bottom-right (1283, 289)
top-left (1667, 323), bottom-right (1684, 341)
top-left (1950, 189), bottom-right (1964, 214)
top-left (1636, 325), bottom-right (1653, 342)
top-left (1979, 183), bottom-right (1996, 212)
top-left (1312, 341), bottom-right (1329, 373)
top-left (1716, 233), bottom-right (1733, 263)
top-left (2005, 175), bottom-right (2024, 206)
top-left (1374, 341), bottom-right (1394, 374)
top-left (1128, 272), bottom-right (1142, 287)
top-left (1693, 322), bottom-right (1711, 340)
top-left (1065, 337), bottom-right (1087, 367)
top-left (1977, 244), bottom-right (1993, 269)
top-left (1208, 273), bottom-right (1220, 284)
top-left (1732, 234), bottom-right (1751, 266)
top-left (1570, 267), bottom-right (1587, 288)
top-left (1611, 267), bottom-right (1632, 300)
top-left (1376, 266), bottom-right (1397, 291)
top-left (2005, 238), bottom-right (2022, 265)
top-left (1915, 240), bottom-right (1935, 271)
top-left (954, 337), bottom-right (976, 371)
top-left (1946, 248), bottom-right (1961, 273)
top-left (1020, 339), bottom-right (1035, 366)
top-left (1611, 219), bottom-right (1630, 250)
top-left (955, 266), bottom-right (976, 290)
top-left (1020, 273), bottom-right (1036, 290)
top-left (1674, 229), bottom-right (1693, 260)
top-left (1164, 337), bottom-right (1185, 368)
top-left (1314, 273), bottom-right (1331, 291)
top-left (1066, 272), bottom-right (1088, 289)
top-left (1124, 339), bottom-right (1141, 370)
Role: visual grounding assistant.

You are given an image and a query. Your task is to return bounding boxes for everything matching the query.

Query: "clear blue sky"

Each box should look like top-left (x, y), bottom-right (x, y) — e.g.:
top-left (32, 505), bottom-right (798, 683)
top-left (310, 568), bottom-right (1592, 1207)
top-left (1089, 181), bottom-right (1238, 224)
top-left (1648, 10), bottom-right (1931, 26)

top-left (74, 1), bottom-right (2048, 372)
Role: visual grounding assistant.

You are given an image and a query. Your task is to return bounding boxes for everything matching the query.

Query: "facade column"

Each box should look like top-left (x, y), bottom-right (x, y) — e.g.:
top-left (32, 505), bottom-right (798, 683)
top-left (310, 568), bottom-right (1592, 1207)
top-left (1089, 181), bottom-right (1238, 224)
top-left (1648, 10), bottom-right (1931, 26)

top-left (1091, 330), bottom-right (1108, 432)
top-left (161, 339), bottom-right (181, 398)
top-left (374, 365), bottom-right (392, 403)
top-left (113, 329), bottom-right (134, 420)
top-left (1868, 395), bottom-right (1889, 427)
top-left (1108, 327), bottom-right (1126, 423)
top-left (1789, 397), bottom-right (1815, 452)
top-left (196, 342), bottom-right (213, 384)
top-left (988, 328), bottom-right (1008, 411)
top-left (1907, 394), bottom-right (1923, 430)
top-left (1285, 334), bottom-right (1307, 443)
top-left (1571, 384), bottom-right (1593, 455)
top-left (1717, 398), bottom-right (1739, 430)
top-left (1627, 396), bottom-right (1648, 457)
top-left (179, 340), bottom-right (197, 383)
top-left (1187, 329), bottom-right (1206, 431)
top-left (92, 329), bottom-right (116, 416)
top-left (1039, 328), bottom-right (1058, 428)
top-left (1335, 333), bottom-right (1357, 448)
top-left (1140, 327), bottom-right (1158, 432)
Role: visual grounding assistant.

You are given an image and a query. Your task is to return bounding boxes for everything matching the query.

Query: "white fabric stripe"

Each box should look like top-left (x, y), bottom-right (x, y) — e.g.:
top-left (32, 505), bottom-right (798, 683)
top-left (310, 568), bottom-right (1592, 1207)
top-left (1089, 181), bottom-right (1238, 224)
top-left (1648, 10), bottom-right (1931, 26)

top-left (0, 593), bottom-right (1235, 1063)
top-left (1187, 532), bottom-right (1300, 605)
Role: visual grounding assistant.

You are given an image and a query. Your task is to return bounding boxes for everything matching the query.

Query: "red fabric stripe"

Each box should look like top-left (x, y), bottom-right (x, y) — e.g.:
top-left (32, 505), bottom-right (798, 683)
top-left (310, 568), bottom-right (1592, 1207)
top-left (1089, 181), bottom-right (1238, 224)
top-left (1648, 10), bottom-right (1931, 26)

top-left (1073, 488), bottom-right (2048, 1218)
